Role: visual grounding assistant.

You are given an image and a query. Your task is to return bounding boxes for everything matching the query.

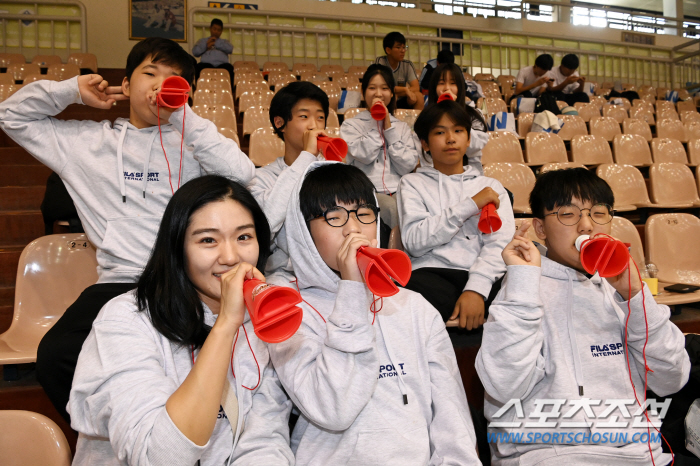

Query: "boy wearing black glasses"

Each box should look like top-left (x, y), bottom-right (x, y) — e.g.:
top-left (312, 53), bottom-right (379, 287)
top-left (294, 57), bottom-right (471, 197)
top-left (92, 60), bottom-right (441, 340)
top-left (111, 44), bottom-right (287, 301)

top-left (476, 168), bottom-right (689, 466)
top-left (267, 161), bottom-right (481, 465)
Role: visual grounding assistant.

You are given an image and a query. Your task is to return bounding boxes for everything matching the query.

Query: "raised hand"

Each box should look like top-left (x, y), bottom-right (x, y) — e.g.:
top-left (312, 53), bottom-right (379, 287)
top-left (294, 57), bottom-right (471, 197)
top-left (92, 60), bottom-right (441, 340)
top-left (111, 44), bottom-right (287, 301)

top-left (336, 233), bottom-right (378, 283)
top-left (77, 74), bottom-right (128, 109)
top-left (502, 221), bottom-right (541, 267)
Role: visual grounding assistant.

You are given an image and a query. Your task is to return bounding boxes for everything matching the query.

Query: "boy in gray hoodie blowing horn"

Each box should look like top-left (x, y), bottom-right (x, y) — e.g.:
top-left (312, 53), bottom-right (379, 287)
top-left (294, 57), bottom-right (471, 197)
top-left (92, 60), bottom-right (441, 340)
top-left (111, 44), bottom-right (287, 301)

top-left (476, 168), bottom-right (690, 466)
top-left (0, 38), bottom-right (255, 423)
top-left (267, 161), bottom-right (481, 466)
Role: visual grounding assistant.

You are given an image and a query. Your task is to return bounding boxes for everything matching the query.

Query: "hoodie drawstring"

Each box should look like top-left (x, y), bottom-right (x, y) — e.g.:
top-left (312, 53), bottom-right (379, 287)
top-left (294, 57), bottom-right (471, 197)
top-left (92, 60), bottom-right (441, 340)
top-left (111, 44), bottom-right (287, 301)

top-left (566, 274), bottom-right (586, 396)
top-left (376, 314), bottom-right (409, 405)
top-left (117, 124), bottom-right (128, 203)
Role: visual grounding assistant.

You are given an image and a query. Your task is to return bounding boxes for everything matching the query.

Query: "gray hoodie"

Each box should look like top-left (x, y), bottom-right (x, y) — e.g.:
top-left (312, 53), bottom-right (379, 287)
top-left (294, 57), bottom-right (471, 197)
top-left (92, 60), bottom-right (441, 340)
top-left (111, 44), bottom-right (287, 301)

top-left (341, 110), bottom-right (420, 194)
top-left (266, 161), bottom-right (481, 466)
top-left (476, 250), bottom-right (690, 466)
top-left (397, 165), bottom-right (514, 298)
top-left (0, 77), bottom-right (255, 283)
top-left (68, 291), bottom-right (294, 466)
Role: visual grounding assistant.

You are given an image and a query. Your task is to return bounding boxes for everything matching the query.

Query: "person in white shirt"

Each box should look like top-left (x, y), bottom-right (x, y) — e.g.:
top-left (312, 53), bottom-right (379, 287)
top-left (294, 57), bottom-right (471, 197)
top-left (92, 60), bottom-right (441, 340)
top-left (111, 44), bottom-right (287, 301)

top-left (511, 53), bottom-right (553, 101)
top-left (545, 53), bottom-right (590, 106)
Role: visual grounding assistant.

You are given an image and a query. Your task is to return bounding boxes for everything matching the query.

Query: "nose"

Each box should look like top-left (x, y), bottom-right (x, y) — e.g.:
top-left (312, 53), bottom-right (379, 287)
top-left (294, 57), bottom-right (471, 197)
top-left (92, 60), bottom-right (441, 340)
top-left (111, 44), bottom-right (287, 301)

top-left (577, 212), bottom-right (594, 234)
top-left (219, 240), bottom-right (240, 266)
top-left (342, 214), bottom-right (362, 237)
top-left (446, 130), bottom-right (456, 143)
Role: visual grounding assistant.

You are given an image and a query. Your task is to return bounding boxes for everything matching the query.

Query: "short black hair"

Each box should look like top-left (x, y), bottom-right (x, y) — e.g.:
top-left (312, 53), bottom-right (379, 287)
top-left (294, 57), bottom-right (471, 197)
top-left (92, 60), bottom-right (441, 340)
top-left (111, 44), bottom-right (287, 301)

top-left (427, 63), bottom-right (465, 107)
top-left (361, 64), bottom-right (397, 114)
top-left (300, 164), bottom-right (377, 224)
top-left (561, 53), bottom-right (580, 71)
top-left (269, 81), bottom-right (329, 141)
top-left (383, 32), bottom-right (406, 52)
top-left (529, 168), bottom-right (615, 219)
top-left (534, 53), bottom-right (554, 71)
top-left (126, 37), bottom-right (195, 85)
top-left (437, 49), bottom-right (455, 65)
top-left (414, 100), bottom-right (473, 163)
top-left (211, 18), bottom-right (223, 28)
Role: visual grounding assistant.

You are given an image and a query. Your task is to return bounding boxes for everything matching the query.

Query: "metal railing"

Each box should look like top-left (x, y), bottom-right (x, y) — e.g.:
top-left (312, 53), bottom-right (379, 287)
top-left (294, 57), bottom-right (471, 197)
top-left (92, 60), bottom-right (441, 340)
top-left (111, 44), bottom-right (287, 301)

top-left (672, 38), bottom-right (700, 88)
top-left (189, 7), bottom-right (682, 88)
top-left (0, 0), bottom-right (87, 60)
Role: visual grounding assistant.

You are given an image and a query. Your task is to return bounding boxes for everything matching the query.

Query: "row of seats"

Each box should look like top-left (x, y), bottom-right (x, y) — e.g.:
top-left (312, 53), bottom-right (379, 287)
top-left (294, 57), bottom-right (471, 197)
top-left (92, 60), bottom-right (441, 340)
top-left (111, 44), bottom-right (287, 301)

top-left (0, 52), bottom-right (97, 73)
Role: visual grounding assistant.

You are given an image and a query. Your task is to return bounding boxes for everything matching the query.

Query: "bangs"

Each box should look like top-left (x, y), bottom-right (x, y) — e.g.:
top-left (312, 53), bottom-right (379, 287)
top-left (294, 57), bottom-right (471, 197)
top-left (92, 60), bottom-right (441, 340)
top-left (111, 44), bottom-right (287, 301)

top-left (530, 168), bottom-right (615, 218)
top-left (300, 164), bottom-right (377, 221)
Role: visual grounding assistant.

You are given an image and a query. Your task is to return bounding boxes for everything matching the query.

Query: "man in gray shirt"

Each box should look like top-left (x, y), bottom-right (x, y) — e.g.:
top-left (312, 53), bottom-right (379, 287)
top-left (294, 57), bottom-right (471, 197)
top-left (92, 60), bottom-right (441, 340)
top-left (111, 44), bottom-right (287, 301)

top-left (192, 18), bottom-right (234, 83)
top-left (375, 31), bottom-right (423, 110)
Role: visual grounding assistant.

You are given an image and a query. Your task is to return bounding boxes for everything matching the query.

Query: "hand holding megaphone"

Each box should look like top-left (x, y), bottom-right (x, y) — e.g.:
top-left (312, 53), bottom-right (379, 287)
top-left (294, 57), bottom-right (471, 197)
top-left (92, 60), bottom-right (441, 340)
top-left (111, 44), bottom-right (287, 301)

top-left (478, 203), bottom-right (502, 234)
top-left (370, 100), bottom-right (388, 121)
top-left (356, 247), bottom-right (412, 297)
top-left (243, 278), bottom-right (303, 343)
top-left (437, 92), bottom-right (456, 103)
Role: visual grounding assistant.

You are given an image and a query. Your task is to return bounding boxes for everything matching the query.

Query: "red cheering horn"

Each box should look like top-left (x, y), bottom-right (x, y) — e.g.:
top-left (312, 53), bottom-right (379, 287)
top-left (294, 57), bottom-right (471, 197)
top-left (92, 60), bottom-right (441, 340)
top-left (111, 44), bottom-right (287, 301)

top-left (157, 76), bottom-right (190, 108)
top-left (317, 135), bottom-right (347, 162)
top-left (370, 101), bottom-right (387, 121)
top-left (575, 234), bottom-right (630, 278)
top-left (356, 247), bottom-right (412, 297)
top-left (478, 203), bottom-right (502, 234)
top-left (437, 92), bottom-right (455, 103)
top-left (243, 279), bottom-right (303, 343)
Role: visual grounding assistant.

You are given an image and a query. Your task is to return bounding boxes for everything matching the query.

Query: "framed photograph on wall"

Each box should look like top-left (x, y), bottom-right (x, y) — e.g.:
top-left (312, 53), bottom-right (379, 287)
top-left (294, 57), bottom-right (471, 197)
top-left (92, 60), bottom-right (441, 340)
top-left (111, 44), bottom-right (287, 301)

top-left (130, 0), bottom-right (187, 42)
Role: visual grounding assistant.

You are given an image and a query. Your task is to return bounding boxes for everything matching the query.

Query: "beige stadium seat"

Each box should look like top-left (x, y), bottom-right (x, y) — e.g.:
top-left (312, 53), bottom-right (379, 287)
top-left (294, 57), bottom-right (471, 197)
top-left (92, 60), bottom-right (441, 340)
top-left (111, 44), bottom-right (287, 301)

top-left (200, 68), bottom-right (231, 83)
top-left (590, 116), bottom-right (621, 141)
top-left (641, 93), bottom-right (656, 103)
top-left (0, 234), bottom-right (98, 365)
top-left (336, 75), bottom-right (360, 89)
top-left (0, 410), bottom-right (72, 466)
top-left (198, 77), bottom-right (233, 92)
top-left (557, 115), bottom-right (588, 141)
top-left (343, 107), bottom-right (365, 119)
top-left (394, 109), bottom-right (420, 128)
top-left (556, 101), bottom-right (568, 111)
top-left (629, 106), bottom-right (655, 125)
top-left (657, 118), bottom-right (687, 142)
top-left (657, 108), bottom-right (680, 122)
top-left (632, 99), bottom-right (654, 113)
top-left (46, 63), bottom-right (80, 81)
top-left (602, 104), bottom-right (628, 123)
top-left (242, 106), bottom-right (272, 136)
top-left (676, 100), bottom-right (696, 114)
top-left (651, 138), bottom-right (688, 164)
top-left (263, 61), bottom-right (289, 73)
top-left (681, 111), bottom-right (700, 124)
top-left (477, 97), bottom-right (507, 116)
top-left (610, 216), bottom-right (645, 269)
top-left (387, 225), bottom-right (404, 251)
top-left (576, 103), bottom-right (601, 123)
top-left (320, 64), bottom-right (344, 74)
top-left (616, 97), bottom-right (632, 111)
top-left (0, 73), bottom-right (13, 85)
top-left (612, 134), bottom-right (653, 166)
top-left (539, 162), bottom-right (587, 173)
top-left (348, 65), bottom-right (367, 75)
top-left (233, 60), bottom-right (259, 71)
top-left (596, 163), bottom-right (653, 210)
top-left (249, 128), bottom-right (284, 167)
top-left (648, 162), bottom-right (700, 207)
top-left (21, 73), bottom-right (54, 85)
top-left (317, 81), bottom-right (342, 110)
top-left (0, 84), bottom-right (20, 103)
top-left (192, 104), bottom-right (239, 144)
top-left (218, 126), bottom-right (240, 146)
top-left (239, 90), bottom-right (274, 115)
top-left (327, 108), bottom-right (340, 129)
top-left (655, 100), bottom-right (676, 113)
top-left (474, 73), bottom-right (496, 81)
top-left (233, 72), bottom-right (264, 87)
top-left (324, 70), bottom-right (345, 82)
top-left (656, 88), bottom-right (670, 99)
top-left (194, 88), bottom-right (234, 107)
top-left (525, 132), bottom-right (567, 165)
top-left (268, 72), bottom-right (296, 87)
top-left (589, 96), bottom-right (608, 109)
top-left (482, 131), bottom-right (524, 164)
top-left (6, 63), bottom-right (40, 83)
top-left (517, 112), bottom-right (534, 137)
top-left (687, 139), bottom-right (700, 165)
top-left (300, 70), bottom-right (327, 82)
top-left (570, 135), bottom-right (613, 165)
top-left (31, 54), bottom-right (62, 69)
top-left (497, 75), bottom-right (515, 91)
top-left (293, 63), bottom-right (317, 76)
top-left (638, 85), bottom-right (655, 94)
top-left (0, 53), bottom-right (26, 68)
top-left (622, 118), bottom-right (652, 142)
top-left (513, 218), bottom-right (541, 243)
top-left (235, 81), bottom-right (270, 101)
top-left (685, 120), bottom-right (700, 141)
top-left (483, 162), bottom-right (535, 214)
top-left (601, 82), bottom-right (614, 89)
top-left (68, 52), bottom-right (98, 73)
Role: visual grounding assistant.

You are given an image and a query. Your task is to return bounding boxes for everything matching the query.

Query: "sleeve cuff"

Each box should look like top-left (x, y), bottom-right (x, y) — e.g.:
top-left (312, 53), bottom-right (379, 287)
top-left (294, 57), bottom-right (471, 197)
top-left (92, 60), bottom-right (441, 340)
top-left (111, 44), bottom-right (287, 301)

top-left (383, 124), bottom-right (401, 146)
top-left (464, 273), bottom-right (493, 298)
top-left (55, 76), bottom-right (83, 107)
top-left (458, 196), bottom-right (480, 221)
top-left (501, 265), bottom-right (542, 304)
top-left (293, 151), bottom-right (318, 167)
top-left (329, 281), bottom-right (372, 327)
top-left (147, 408), bottom-right (208, 465)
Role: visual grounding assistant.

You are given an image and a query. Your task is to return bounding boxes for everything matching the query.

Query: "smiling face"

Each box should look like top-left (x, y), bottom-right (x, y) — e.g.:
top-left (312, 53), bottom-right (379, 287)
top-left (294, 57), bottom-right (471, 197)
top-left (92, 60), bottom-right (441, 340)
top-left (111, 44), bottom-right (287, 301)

top-left (184, 198), bottom-right (260, 314)
top-left (421, 114), bottom-right (469, 175)
top-left (122, 55), bottom-right (182, 129)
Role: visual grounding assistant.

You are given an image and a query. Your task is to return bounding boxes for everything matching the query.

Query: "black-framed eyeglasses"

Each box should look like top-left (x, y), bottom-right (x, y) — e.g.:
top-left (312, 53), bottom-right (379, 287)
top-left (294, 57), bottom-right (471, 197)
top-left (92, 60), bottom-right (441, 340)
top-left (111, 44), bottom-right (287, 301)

top-left (544, 203), bottom-right (613, 226)
top-left (308, 204), bottom-right (379, 228)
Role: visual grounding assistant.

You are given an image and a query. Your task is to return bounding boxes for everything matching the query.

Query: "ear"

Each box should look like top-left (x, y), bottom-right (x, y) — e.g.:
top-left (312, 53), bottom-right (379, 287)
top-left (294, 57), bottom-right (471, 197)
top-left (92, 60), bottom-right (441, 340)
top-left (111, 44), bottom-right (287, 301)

top-left (420, 139), bottom-right (430, 153)
top-left (385, 47), bottom-right (392, 56)
top-left (273, 116), bottom-right (285, 132)
top-left (121, 76), bottom-right (130, 97)
top-left (532, 217), bottom-right (547, 240)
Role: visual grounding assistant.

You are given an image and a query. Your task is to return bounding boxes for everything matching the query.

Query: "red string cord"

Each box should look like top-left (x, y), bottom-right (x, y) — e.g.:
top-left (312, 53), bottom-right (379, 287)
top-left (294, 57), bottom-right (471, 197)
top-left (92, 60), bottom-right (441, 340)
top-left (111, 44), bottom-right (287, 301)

top-left (291, 278), bottom-right (326, 323)
top-left (377, 120), bottom-right (391, 196)
top-left (157, 105), bottom-right (185, 195)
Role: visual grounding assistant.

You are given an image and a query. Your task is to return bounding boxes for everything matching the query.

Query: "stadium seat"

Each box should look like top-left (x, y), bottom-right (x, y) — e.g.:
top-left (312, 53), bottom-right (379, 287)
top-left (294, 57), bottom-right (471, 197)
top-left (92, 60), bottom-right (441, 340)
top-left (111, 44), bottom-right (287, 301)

top-left (589, 96), bottom-right (608, 109)
top-left (648, 162), bottom-right (700, 207)
top-left (21, 74), bottom-right (54, 85)
top-left (233, 61), bottom-right (259, 71)
top-left (0, 410), bottom-right (72, 466)
top-left (46, 63), bottom-right (80, 81)
top-left (394, 109), bottom-right (420, 128)
top-left (474, 73), bottom-right (495, 81)
top-left (31, 55), bottom-right (62, 70)
top-left (596, 163), bottom-right (653, 210)
top-left (6, 63), bottom-right (40, 83)
top-left (632, 99), bottom-right (654, 113)
top-left (249, 128), bottom-right (284, 167)
top-left (602, 104), bottom-right (627, 123)
top-left (263, 61), bottom-right (289, 73)
top-left (235, 81), bottom-right (270, 101)
top-left (0, 234), bottom-right (98, 366)
top-left (192, 105), bottom-right (239, 144)
top-left (629, 106), bottom-right (655, 125)
top-left (348, 65), bottom-right (367, 75)
top-left (539, 162), bottom-right (586, 173)
top-left (68, 52), bottom-right (98, 73)
top-left (0, 53), bottom-right (26, 68)
top-left (525, 132), bottom-right (567, 165)
top-left (570, 135), bottom-right (614, 165)
top-left (242, 106), bottom-right (272, 136)
top-left (267, 72), bottom-right (296, 87)
top-left (0, 73), bottom-right (13, 85)
top-left (590, 117), bottom-right (621, 141)
top-left (610, 217), bottom-right (645, 269)
top-left (557, 115), bottom-right (588, 141)
top-left (193, 88), bottom-right (234, 107)
top-left (680, 111), bottom-right (700, 124)
top-left (292, 63), bottom-right (317, 76)
top-left (622, 118), bottom-right (652, 142)
top-left (576, 103), bottom-right (601, 123)
top-left (657, 108), bottom-right (680, 121)
top-left (233, 71), bottom-right (264, 86)
top-left (483, 162), bottom-right (535, 214)
top-left (517, 112), bottom-right (534, 137)
top-left (646, 214), bottom-right (700, 291)
top-left (676, 100), bottom-right (696, 114)
top-left (655, 100), bottom-right (676, 114)
top-left (612, 134), bottom-right (653, 166)
top-left (327, 109), bottom-right (340, 129)
top-left (320, 64), bottom-right (344, 74)
top-left (200, 68), bottom-right (232, 83)
top-left (343, 107), bottom-right (364, 119)
top-left (687, 139), bottom-right (700, 165)
top-left (657, 118), bottom-right (687, 142)
top-left (651, 138), bottom-right (688, 164)
top-left (317, 81), bottom-right (342, 110)
top-left (238, 90), bottom-right (274, 115)
top-left (0, 84), bottom-right (20, 103)
top-left (482, 131), bottom-right (524, 164)
top-left (685, 120), bottom-right (700, 141)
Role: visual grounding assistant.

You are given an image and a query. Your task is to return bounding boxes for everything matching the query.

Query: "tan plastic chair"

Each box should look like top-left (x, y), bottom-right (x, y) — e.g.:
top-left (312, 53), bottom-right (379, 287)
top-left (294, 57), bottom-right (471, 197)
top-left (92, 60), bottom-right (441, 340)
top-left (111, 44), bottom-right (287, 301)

top-left (632, 99), bottom-right (654, 113)
top-left (235, 81), bottom-right (270, 101)
top-left (687, 139), bottom-right (700, 166)
top-left (539, 162), bottom-right (586, 173)
top-left (31, 55), bottom-right (62, 70)
top-left (629, 106), bottom-right (655, 125)
top-left (656, 88), bottom-right (670, 99)
top-left (317, 81), bottom-right (342, 111)
top-left (558, 115), bottom-right (588, 141)
top-left (343, 107), bottom-right (364, 119)
top-left (651, 138), bottom-right (688, 164)
top-left (233, 71), bottom-right (264, 86)
top-left (590, 117), bottom-right (622, 141)
top-left (657, 118), bottom-right (687, 143)
top-left (576, 103), bottom-right (601, 123)
top-left (268, 72), bottom-right (296, 87)
top-left (238, 90), bottom-right (274, 115)
top-left (602, 104), bottom-right (628, 123)
top-left (475, 73), bottom-right (496, 81)
top-left (655, 100), bottom-right (676, 113)
top-left (656, 108), bottom-right (680, 121)
top-left (196, 76), bottom-right (230, 92)
top-left (242, 106), bottom-right (272, 136)
top-left (596, 163), bottom-right (653, 210)
top-left (46, 63), bottom-right (80, 81)
top-left (233, 60), bottom-right (259, 71)
top-left (524, 132), bottom-right (567, 165)
top-left (483, 162), bottom-right (535, 214)
top-left (680, 111), bottom-right (700, 124)
top-left (517, 112), bottom-right (534, 137)
top-left (610, 216), bottom-right (645, 269)
top-left (648, 162), bottom-right (700, 207)
top-left (0, 53), bottom-right (26, 68)
top-left (327, 108), bottom-right (340, 129)
top-left (497, 75), bottom-right (515, 91)
top-left (638, 85), bottom-right (655, 95)
top-left (394, 109), bottom-right (420, 128)
top-left (192, 104), bottom-right (238, 143)
top-left (263, 61), bottom-right (289, 73)
top-left (601, 82), bottom-right (614, 89)
top-left (292, 62), bottom-right (317, 76)
top-left (0, 234), bottom-right (98, 365)
top-left (556, 101), bottom-right (568, 110)
top-left (249, 128), bottom-right (284, 167)
top-left (193, 88), bottom-right (234, 107)
top-left (622, 118), bottom-right (652, 142)
top-left (612, 134), bottom-right (653, 166)
top-left (0, 410), bottom-right (72, 466)
top-left (482, 131), bottom-right (524, 164)
top-left (0, 84), bottom-right (20, 103)
top-left (477, 97), bottom-right (507, 116)
top-left (685, 120), bottom-right (700, 141)
top-left (387, 225), bottom-right (404, 251)
top-left (589, 96), bottom-right (608, 109)
top-left (0, 73), bottom-right (13, 85)
top-left (348, 65), bottom-right (367, 75)
top-left (6, 63), bottom-right (40, 83)
top-left (21, 73), bottom-right (56, 85)
top-left (200, 68), bottom-right (231, 83)
top-left (570, 135), bottom-right (613, 165)
top-left (320, 64), bottom-right (344, 74)
top-left (646, 213), bottom-right (700, 286)
top-left (677, 100), bottom-right (696, 114)
top-left (68, 52), bottom-right (98, 73)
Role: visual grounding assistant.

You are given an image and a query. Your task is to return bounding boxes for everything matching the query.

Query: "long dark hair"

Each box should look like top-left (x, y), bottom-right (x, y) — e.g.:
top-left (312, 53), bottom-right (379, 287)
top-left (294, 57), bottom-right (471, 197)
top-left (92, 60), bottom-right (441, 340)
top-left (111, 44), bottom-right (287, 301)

top-left (427, 63), bottom-right (466, 107)
top-left (361, 64), bottom-right (397, 114)
top-left (136, 175), bottom-right (271, 348)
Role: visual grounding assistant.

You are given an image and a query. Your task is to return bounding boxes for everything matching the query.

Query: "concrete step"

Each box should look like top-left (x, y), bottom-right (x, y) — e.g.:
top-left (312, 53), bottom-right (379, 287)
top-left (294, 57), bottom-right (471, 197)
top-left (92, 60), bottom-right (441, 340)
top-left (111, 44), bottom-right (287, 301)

top-left (0, 147), bottom-right (40, 165)
top-left (0, 186), bottom-right (46, 211)
top-left (0, 165), bottom-right (51, 187)
top-left (0, 247), bottom-right (22, 288)
top-left (0, 211), bottom-right (44, 247)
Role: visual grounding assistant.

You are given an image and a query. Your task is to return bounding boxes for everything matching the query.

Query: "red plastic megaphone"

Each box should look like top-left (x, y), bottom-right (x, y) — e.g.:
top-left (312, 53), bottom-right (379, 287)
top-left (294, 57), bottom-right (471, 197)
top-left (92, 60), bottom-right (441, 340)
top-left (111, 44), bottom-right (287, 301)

top-left (317, 135), bottom-right (348, 162)
top-left (370, 101), bottom-right (387, 121)
top-left (157, 76), bottom-right (191, 108)
top-left (243, 279), bottom-right (303, 343)
top-left (478, 203), bottom-right (502, 234)
top-left (575, 234), bottom-right (630, 278)
top-left (356, 247), bottom-right (412, 297)
top-left (437, 93), bottom-right (455, 103)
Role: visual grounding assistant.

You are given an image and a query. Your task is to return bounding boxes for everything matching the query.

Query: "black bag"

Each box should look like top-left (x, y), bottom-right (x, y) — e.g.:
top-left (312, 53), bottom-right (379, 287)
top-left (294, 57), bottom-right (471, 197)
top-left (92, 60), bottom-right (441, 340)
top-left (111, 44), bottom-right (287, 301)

top-left (40, 172), bottom-right (84, 235)
top-left (535, 93), bottom-right (561, 115)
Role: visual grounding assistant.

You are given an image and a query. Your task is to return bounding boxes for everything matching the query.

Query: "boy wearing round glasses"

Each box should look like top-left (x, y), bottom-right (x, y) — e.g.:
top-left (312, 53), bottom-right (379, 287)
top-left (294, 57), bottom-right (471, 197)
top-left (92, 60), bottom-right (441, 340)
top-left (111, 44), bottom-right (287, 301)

top-left (476, 168), bottom-right (689, 466)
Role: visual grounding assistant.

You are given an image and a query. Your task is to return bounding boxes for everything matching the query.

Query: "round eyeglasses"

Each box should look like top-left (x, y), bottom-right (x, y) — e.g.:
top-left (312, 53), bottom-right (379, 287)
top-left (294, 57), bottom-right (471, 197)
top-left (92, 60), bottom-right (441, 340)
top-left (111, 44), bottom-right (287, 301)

top-left (309, 204), bottom-right (379, 228)
top-left (544, 204), bottom-right (613, 226)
